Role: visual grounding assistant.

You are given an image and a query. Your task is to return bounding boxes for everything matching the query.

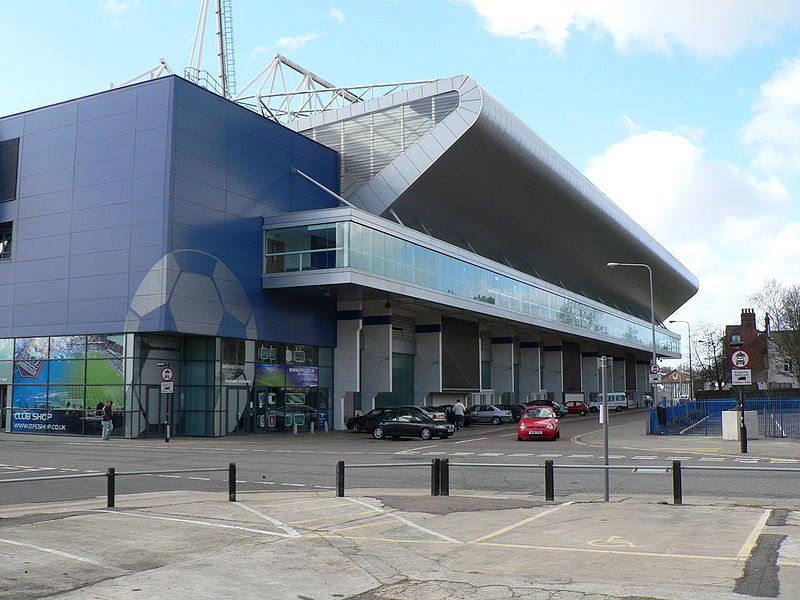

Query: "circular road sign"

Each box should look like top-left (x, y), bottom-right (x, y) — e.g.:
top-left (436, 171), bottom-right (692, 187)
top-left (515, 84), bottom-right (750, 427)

top-left (649, 364), bottom-right (660, 375)
top-left (730, 349), bottom-right (751, 369)
top-left (161, 367), bottom-right (174, 382)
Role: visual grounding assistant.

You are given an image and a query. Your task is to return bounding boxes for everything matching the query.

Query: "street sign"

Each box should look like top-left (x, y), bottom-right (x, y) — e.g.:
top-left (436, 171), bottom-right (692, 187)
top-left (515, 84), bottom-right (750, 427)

top-left (731, 369), bottom-right (752, 386)
top-left (730, 350), bottom-right (751, 369)
top-left (161, 367), bottom-right (174, 382)
top-left (649, 364), bottom-right (660, 375)
top-left (648, 373), bottom-right (661, 384)
top-left (161, 381), bottom-right (174, 393)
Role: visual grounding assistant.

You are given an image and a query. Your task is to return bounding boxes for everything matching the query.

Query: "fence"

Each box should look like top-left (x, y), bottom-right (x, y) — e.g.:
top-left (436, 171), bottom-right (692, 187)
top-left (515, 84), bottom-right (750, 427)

top-left (335, 459), bottom-right (800, 505)
top-left (0, 464), bottom-right (237, 507)
top-left (648, 397), bottom-right (800, 438)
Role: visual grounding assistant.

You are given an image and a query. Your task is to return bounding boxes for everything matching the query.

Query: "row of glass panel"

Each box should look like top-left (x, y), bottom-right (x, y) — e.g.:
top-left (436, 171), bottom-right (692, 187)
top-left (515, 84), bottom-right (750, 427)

top-left (264, 221), bottom-right (679, 354)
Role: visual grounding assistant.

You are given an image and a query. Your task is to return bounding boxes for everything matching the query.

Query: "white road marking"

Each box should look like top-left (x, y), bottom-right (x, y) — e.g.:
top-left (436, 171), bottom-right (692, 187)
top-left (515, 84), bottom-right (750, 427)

top-left (454, 437), bottom-right (487, 444)
top-left (631, 456), bottom-right (657, 460)
top-left (96, 510), bottom-right (295, 538)
top-left (538, 454), bottom-right (562, 457)
top-left (770, 458), bottom-right (798, 463)
top-left (158, 475), bottom-right (181, 478)
top-left (344, 498), bottom-right (463, 544)
top-left (568, 454), bottom-right (594, 458)
top-left (509, 453), bottom-right (534, 457)
top-left (234, 502), bottom-right (301, 537)
top-left (0, 537), bottom-right (130, 572)
top-left (280, 483), bottom-right (305, 487)
top-left (397, 445), bottom-right (438, 454)
top-left (188, 477), bottom-right (210, 481)
top-left (478, 453), bottom-right (504, 457)
top-left (450, 452), bottom-right (474, 456)
top-left (666, 457), bottom-right (692, 461)
top-left (699, 457), bottom-right (725, 461)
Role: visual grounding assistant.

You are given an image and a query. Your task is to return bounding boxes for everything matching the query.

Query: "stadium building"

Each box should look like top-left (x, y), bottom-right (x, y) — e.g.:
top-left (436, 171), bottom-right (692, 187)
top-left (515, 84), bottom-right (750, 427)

top-left (0, 66), bottom-right (698, 437)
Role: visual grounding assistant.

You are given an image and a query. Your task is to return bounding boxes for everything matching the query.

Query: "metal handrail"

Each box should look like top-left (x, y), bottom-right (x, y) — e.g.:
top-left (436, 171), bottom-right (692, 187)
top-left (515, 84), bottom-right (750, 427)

top-left (0, 465), bottom-right (237, 507)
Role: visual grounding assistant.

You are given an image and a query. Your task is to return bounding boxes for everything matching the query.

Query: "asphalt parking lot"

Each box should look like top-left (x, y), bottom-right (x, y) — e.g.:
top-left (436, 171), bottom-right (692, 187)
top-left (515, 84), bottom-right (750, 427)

top-left (3, 486), bottom-right (800, 599)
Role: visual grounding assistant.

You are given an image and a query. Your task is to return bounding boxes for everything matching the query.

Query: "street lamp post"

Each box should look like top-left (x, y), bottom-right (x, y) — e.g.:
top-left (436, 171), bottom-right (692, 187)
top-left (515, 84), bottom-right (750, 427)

top-left (606, 262), bottom-right (657, 405)
top-left (669, 319), bottom-right (693, 402)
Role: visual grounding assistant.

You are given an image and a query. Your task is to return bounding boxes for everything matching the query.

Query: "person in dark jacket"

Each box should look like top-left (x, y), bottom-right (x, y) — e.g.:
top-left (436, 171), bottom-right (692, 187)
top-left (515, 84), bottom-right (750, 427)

top-left (101, 400), bottom-right (113, 441)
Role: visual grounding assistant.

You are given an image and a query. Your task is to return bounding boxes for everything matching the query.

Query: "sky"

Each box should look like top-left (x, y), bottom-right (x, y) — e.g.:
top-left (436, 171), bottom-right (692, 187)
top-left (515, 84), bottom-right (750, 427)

top-left (4, 0), bottom-right (800, 360)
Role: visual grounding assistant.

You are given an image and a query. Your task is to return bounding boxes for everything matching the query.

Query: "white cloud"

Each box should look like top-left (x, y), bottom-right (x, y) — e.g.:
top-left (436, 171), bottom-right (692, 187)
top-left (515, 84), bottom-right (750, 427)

top-left (329, 7), bottom-right (345, 24)
top-left (251, 33), bottom-right (320, 59)
top-left (585, 129), bottom-right (797, 328)
top-left (741, 56), bottom-right (800, 175)
top-left (102, 0), bottom-right (139, 28)
top-left (464, 0), bottom-right (800, 56)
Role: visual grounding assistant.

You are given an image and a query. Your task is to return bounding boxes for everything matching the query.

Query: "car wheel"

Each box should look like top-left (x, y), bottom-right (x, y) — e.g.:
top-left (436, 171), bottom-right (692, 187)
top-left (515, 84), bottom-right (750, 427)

top-left (420, 427), bottom-right (432, 440)
top-left (580, 410), bottom-right (587, 416)
top-left (491, 416), bottom-right (501, 425)
top-left (352, 423), bottom-right (362, 433)
top-left (556, 431), bottom-right (560, 439)
top-left (372, 426), bottom-right (385, 439)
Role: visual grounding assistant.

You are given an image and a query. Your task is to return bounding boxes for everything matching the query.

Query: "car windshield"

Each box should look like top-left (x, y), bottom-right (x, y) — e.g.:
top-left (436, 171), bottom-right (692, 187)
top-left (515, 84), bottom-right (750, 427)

top-left (524, 408), bottom-right (553, 418)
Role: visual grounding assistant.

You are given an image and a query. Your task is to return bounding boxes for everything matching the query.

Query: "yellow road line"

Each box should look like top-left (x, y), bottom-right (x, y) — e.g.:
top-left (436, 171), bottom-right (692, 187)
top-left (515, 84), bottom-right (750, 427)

top-left (475, 541), bottom-right (737, 561)
top-left (324, 519), bottom-right (396, 534)
top-left (737, 509), bottom-right (771, 560)
top-left (468, 503), bottom-right (572, 544)
top-left (288, 510), bottom-right (378, 525)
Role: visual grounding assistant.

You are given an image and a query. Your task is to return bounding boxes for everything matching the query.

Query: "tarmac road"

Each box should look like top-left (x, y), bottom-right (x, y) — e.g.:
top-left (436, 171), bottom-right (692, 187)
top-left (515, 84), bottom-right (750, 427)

top-left (3, 418), bottom-right (800, 599)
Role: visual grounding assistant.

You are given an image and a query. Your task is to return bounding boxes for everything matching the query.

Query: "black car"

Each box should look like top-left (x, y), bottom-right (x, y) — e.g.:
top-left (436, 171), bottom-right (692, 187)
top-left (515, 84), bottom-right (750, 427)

top-left (372, 409), bottom-right (455, 440)
top-left (496, 403), bottom-right (527, 421)
top-left (347, 405), bottom-right (435, 433)
top-left (432, 404), bottom-right (472, 427)
top-left (346, 407), bottom-right (392, 432)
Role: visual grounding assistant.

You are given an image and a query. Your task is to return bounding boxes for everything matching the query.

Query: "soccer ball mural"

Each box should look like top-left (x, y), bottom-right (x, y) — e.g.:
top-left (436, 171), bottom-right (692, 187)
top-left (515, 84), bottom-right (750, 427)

top-left (125, 250), bottom-right (258, 339)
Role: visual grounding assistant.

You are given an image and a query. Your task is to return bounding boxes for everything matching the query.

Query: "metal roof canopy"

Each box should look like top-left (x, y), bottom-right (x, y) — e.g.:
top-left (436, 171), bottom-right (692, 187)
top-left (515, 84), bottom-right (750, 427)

top-left (290, 76), bottom-right (698, 324)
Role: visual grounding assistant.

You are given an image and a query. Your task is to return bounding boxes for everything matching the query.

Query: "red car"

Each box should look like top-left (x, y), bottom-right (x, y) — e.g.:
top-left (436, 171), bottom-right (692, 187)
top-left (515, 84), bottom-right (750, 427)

top-left (517, 406), bottom-right (560, 440)
top-left (565, 400), bottom-right (590, 416)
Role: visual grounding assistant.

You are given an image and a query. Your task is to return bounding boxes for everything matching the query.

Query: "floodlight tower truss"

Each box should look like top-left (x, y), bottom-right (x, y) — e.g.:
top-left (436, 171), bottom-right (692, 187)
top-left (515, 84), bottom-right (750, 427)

top-left (233, 54), bottom-right (435, 125)
top-left (110, 59), bottom-right (174, 89)
top-left (185, 0), bottom-right (237, 99)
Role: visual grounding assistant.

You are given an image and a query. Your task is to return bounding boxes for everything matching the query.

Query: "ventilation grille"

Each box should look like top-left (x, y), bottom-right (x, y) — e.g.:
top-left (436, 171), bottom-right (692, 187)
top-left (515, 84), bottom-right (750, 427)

top-left (392, 314), bottom-right (416, 341)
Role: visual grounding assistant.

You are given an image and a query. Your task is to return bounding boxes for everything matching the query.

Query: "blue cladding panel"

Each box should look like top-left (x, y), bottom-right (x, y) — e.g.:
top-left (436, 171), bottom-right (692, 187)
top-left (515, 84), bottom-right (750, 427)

top-left (1, 75), bottom-right (339, 346)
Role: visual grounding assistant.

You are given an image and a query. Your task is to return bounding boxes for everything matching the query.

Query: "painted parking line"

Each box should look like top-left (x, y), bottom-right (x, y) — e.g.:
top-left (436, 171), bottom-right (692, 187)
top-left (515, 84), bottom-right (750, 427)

top-left (631, 456), bottom-right (658, 460)
top-left (699, 457), bottom-right (725, 461)
top-left (469, 503), bottom-right (573, 544)
top-left (0, 537), bottom-right (131, 572)
top-left (96, 510), bottom-right (296, 538)
top-left (287, 509), bottom-right (378, 525)
top-left (397, 445), bottom-right (438, 454)
top-left (474, 540), bottom-right (739, 561)
top-left (454, 437), bottom-right (487, 444)
top-left (344, 497), bottom-right (463, 544)
top-left (234, 502), bottom-right (301, 537)
top-left (737, 509), bottom-right (771, 560)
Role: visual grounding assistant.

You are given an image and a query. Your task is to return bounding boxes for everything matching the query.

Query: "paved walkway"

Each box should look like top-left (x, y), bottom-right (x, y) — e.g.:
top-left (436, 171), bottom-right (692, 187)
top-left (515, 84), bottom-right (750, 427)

top-left (3, 423), bottom-right (800, 599)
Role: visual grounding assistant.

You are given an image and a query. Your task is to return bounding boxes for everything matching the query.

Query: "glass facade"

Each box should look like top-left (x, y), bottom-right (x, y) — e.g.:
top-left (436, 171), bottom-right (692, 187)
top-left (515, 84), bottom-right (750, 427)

top-left (264, 220), bottom-right (680, 355)
top-left (1, 333), bottom-right (333, 437)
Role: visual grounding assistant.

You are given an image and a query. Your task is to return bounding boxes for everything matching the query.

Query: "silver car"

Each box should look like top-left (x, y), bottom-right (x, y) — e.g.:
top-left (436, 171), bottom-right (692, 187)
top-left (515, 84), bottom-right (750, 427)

top-left (467, 404), bottom-right (513, 425)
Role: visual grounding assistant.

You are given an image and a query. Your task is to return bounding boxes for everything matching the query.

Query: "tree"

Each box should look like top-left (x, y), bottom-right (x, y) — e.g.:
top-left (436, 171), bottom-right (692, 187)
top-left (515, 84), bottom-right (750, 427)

top-left (692, 323), bottom-right (726, 390)
top-left (751, 279), bottom-right (800, 385)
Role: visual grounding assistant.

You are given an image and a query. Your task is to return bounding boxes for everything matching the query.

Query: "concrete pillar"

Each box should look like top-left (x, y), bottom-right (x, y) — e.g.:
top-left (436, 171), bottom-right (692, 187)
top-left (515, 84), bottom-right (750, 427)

top-left (581, 350), bottom-right (599, 399)
top-left (491, 330), bottom-right (515, 403)
top-left (333, 301), bottom-right (362, 430)
top-left (361, 300), bottom-right (392, 410)
top-left (519, 340), bottom-right (541, 401)
top-left (612, 355), bottom-right (626, 393)
top-left (541, 338), bottom-right (564, 401)
top-left (414, 314), bottom-right (442, 406)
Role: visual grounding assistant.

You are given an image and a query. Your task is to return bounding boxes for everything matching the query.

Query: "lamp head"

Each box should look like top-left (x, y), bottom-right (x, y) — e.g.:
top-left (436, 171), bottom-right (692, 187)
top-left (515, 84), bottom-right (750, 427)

top-left (606, 262), bottom-right (620, 268)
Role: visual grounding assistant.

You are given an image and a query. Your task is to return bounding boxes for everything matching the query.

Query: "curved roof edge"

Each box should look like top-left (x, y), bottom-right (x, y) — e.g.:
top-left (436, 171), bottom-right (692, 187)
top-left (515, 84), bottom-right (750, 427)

top-left (292, 75), bottom-right (698, 322)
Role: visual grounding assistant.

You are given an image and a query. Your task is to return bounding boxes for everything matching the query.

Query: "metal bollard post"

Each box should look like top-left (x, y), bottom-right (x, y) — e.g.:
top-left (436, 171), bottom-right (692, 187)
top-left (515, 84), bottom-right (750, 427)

top-left (324, 421), bottom-right (329, 432)
top-left (107, 467), bottom-right (115, 508)
top-left (544, 460), bottom-right (555, 501)
top-left (310, 421), bottom-right (315, 434)
top-left (440, 458), bottom-right (450, 496)
top-left (431, 459), bottom-right (441, 496)
top-left (228, 463), bottom-right (236, 502)
top-left (293, 420), bottom-right (298, 435)
top-left (336, 461), bottom-right (345, 497)
top-left (672, 460), bottom-right (682, 505)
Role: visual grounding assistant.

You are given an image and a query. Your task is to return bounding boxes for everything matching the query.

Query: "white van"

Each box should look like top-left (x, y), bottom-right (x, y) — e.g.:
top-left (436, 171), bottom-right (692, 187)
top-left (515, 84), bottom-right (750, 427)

top-left (588, 393), bottom-right (628, 413)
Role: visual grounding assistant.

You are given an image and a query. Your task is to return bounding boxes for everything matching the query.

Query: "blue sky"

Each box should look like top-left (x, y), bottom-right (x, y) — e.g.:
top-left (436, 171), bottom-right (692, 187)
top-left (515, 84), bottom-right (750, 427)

top-left (5, 0), bottom-right (800, 354)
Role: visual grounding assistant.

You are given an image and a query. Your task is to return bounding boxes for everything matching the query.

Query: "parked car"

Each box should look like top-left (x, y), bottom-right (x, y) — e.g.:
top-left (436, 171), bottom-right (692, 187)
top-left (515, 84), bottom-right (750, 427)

top-left (372, 409), bottom-right (455, 440)
top-left (517, 406), bottom-right (560, 441)
top-left (496, 403), bottom-right (528, 421)
top-left (524, 399), bottom-right (567, 418)
top-left (347, 406), bottom-right (438, 432)
top-left (415, 406), bottom-right (447, 422)
top-left (467, 404), bottom-right (513, 425)
top-left (588, 393), bottom-right (628, 413)
top-left (433, 405), bottom-right (473, 427)
top-left (564, 400), bottom-right (590, 416)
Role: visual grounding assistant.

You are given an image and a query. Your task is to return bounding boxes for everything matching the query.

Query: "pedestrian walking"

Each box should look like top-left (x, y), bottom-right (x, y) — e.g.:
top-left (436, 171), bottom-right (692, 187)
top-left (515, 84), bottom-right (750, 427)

top-left (101, 400), bottom-right (113, 441)
top-left (453, 398), bottom-right (466, 431)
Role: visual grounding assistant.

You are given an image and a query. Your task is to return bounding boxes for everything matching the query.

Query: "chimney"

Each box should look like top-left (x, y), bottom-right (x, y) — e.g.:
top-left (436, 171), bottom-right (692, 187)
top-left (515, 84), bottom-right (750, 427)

top-left (741, 308), bottom-right (756, 329)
